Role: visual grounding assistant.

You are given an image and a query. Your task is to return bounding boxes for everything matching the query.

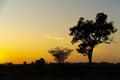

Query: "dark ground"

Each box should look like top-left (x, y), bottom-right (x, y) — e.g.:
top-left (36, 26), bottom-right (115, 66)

top-left (0, 63), bottom-right (120, 80)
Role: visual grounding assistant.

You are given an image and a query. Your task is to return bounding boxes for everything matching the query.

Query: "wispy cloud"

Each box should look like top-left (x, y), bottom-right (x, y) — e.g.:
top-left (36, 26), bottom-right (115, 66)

top-left (45, 36), bottom-right (64, 40)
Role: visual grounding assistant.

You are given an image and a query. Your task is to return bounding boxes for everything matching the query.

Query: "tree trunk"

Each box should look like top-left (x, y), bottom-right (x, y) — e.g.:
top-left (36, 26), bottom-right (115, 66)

top-left (88, 54), bottom-right (92, 65)
top-left (88, 47), bottom-right (94, 66)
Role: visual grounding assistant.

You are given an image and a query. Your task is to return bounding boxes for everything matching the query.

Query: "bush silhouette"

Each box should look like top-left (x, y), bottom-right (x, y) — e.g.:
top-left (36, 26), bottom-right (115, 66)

top-left (23, 61), bottom-right (27, 65)
top-left (35, 58), bottom-right (46, 65)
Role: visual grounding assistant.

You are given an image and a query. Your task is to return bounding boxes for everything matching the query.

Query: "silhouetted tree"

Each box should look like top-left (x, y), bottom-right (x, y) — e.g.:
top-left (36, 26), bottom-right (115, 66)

top-left (69, 13), bottom-right (117, 65)
top-left (49, 47), bottom-right (73, 63)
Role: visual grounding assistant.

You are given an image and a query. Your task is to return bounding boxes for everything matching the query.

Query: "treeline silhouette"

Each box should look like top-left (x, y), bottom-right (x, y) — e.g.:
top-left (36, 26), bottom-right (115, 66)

top-left (0, 63), bottom-right (120, 80)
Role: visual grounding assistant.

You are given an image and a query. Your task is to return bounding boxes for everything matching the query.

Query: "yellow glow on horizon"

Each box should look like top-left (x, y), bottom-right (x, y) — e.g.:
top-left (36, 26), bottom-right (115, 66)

top-left (0, 54), bottom-right (4, 62)
top-left (0, 50), bottom-right (7, 63)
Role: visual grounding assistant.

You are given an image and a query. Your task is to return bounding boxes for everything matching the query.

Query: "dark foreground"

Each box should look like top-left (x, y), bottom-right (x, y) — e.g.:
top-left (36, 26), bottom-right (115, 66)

top-left (0, 63), bottom-right (120, 80)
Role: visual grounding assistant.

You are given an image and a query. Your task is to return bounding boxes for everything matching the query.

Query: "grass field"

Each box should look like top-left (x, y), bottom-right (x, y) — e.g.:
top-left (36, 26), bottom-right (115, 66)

top-left (0, 63), bottom-right (120, 80)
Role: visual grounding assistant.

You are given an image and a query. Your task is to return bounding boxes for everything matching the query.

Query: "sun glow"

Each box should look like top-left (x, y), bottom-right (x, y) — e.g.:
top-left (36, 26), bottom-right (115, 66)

top-left (0, 53), bottom-right (5, 63)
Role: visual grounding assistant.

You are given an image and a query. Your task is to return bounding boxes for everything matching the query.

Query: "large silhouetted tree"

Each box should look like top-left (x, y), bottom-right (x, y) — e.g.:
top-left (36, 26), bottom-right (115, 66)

top-left (69, 13), bottom-right (117, 65)
top-left (49, 47), bottom-right (73, 63)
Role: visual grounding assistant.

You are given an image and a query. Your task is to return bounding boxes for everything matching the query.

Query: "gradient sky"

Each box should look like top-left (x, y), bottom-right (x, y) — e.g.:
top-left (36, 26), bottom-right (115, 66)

top-left (0, 0), bottom-right (120, 64)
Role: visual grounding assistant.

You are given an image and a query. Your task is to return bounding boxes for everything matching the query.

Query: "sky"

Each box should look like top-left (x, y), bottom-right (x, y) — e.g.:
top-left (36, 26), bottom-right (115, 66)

top-left (0, 0), bottom-right (120, 64)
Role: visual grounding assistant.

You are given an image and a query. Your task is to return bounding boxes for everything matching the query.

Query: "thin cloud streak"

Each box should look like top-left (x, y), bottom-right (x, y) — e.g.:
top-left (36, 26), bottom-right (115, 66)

top-left (45, 36), bottom-right (64, 40)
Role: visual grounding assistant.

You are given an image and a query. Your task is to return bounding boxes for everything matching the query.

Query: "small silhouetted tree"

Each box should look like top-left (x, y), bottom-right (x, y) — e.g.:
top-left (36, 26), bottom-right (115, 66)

top-left (69, 13), bottom-right (117, 65)
top-left (49, 47), bottom-right (73, 63)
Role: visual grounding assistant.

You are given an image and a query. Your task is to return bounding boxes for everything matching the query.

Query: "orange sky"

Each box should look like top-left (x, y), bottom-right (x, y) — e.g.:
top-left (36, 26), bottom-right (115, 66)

top-left (0, 0), bottom-right (120, 64)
